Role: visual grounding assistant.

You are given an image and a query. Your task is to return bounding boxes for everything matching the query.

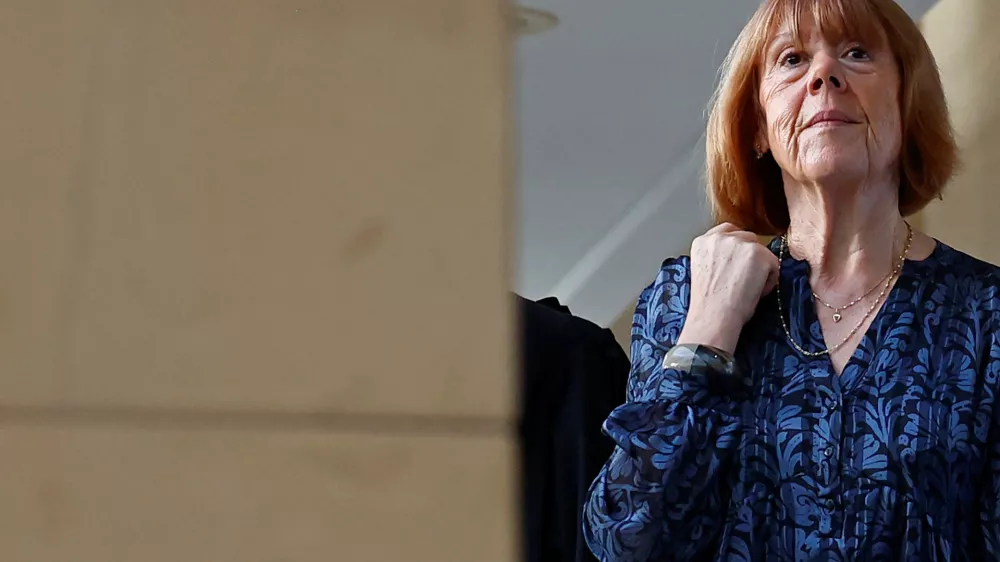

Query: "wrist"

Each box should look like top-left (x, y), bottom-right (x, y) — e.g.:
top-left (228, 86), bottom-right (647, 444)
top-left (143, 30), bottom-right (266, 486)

top-left (660, 343), bottom-right (750, 400)
top-left (676, 318), bottom-right (740, 355)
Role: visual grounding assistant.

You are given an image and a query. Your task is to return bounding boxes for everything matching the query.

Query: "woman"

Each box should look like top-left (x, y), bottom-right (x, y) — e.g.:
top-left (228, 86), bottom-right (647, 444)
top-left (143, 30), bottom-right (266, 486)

top-left (583, 0), bottom-right (1000, 560)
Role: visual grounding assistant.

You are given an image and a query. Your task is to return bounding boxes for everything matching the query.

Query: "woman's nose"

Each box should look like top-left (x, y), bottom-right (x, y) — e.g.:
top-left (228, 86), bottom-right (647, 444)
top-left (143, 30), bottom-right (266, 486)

top-left (809, 58), bottom-right (846, 94)
top-left (810, 75), bottom-right (843, 92)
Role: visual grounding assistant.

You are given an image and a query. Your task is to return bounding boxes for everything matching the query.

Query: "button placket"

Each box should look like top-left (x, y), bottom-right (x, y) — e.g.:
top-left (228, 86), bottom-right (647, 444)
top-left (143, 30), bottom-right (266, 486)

top-left (817, 492), bottom-right (844, 537)
top-left (817, 495), bottom-right (835, 535)
top-left (823, 372), bottom-right (847, 537)
top-left (809, 365), bottom-right (845, 539)
top-left (826, 396), bottom-right (840, 411)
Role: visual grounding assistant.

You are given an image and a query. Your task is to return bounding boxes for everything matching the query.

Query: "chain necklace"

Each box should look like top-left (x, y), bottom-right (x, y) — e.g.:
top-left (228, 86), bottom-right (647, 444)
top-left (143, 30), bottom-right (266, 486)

top-left (777, 222), bottom-right (912, 357)
top-left (812, 268), bottom-right (893, 323)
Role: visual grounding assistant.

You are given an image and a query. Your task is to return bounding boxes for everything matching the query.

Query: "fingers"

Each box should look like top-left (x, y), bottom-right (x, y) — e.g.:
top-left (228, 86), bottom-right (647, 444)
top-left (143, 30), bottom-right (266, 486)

top-left (730, 230), bottom-right (759, 243)
top-left (708, 222), bottom-right (742, 234)
top-left (762, 262), bottom-right (780, 295)
top-left (760, 247), bottom-right (781, 295)
top-left (688, 224), bottom-right (781, 330)
top-left (706, 222), bottom-right (757, 242)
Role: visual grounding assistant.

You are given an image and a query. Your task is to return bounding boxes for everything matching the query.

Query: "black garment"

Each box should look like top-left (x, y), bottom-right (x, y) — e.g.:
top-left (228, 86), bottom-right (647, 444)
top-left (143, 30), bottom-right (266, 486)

top-left (516, 295), bottom-right (629, 562)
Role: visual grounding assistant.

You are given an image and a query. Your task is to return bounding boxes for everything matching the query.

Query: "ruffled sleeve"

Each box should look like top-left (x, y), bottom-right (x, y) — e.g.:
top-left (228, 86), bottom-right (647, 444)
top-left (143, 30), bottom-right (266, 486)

top-left (582, 257), bottom-right (746, 561)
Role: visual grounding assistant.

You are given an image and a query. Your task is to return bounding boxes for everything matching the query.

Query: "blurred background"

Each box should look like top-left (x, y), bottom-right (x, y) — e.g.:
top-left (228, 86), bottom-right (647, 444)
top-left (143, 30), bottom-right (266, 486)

top-left (0, 0), bottom-right (996, 560)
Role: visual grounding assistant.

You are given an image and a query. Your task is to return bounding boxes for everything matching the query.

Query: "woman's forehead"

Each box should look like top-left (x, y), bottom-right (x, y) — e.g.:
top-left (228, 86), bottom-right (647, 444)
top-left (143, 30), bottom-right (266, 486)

top-left (761, 0), bottom-right (886, 47)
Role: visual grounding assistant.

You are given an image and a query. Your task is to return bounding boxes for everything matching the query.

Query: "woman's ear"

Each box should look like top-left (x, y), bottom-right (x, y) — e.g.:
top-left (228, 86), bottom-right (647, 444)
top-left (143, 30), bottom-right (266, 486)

top-left (753, 106), bottom-right (770, 158)
top-left (754, 132), bottom-right (769, 159)
top-left (755, 112), bottom-right (770, 156)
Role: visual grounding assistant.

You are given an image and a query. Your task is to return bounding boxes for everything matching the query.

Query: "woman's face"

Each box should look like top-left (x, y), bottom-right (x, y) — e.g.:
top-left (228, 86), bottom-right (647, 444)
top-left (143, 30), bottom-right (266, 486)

top-left (757, 19), bottom-right (901, 187)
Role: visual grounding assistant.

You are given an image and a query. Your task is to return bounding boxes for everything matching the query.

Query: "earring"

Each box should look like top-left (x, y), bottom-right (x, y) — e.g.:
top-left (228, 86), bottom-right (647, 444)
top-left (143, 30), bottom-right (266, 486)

top-left (754, 145), bottom-right (764, 159)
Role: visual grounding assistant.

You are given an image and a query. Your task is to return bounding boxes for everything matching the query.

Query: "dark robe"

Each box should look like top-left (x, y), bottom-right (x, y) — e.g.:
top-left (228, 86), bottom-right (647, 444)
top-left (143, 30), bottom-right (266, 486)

top-left (516, 295), bottom-right (630, 562)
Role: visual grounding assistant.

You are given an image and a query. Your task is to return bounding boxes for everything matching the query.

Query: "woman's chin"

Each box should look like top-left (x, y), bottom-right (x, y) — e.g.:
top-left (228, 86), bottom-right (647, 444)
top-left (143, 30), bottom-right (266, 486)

top-left (798, 157), bottom-right (869, 186)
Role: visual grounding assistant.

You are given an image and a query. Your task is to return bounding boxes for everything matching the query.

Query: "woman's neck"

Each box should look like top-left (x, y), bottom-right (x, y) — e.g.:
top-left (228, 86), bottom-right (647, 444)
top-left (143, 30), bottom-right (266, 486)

top-left (783, 175), bottom-right (905, 293)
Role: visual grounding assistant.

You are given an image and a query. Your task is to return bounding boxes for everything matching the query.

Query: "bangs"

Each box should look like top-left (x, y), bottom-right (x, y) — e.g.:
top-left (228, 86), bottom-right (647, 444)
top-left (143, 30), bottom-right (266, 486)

top-left (762, 0), bottom-right (886, 52)
top-left (707, 0), bottom-right (955, 233)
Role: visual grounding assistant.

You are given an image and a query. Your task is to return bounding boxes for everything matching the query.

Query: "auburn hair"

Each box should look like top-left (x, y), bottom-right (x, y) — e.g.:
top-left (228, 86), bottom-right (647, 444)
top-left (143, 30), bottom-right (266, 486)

top-left (705, 0), bottom-right (957, 234)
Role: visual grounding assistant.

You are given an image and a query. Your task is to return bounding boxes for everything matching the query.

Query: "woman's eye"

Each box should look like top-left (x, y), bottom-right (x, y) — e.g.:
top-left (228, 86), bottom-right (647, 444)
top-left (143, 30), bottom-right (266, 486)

top-left (846, 47), bottom-right (870, 60)
top-left (780, 52), bottom-right (803, 66)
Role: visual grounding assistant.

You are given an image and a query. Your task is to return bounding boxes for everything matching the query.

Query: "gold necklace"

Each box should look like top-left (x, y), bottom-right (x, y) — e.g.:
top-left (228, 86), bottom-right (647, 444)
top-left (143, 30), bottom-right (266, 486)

top-left (777, 223), bottom-right (912, 357)
top-left (812, 269), bottom-right (893, 323)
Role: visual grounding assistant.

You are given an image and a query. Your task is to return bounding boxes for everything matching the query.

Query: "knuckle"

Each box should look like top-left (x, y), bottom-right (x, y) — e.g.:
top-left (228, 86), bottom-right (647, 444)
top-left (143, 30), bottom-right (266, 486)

top-left (750, 244), bottom-right (770, 259)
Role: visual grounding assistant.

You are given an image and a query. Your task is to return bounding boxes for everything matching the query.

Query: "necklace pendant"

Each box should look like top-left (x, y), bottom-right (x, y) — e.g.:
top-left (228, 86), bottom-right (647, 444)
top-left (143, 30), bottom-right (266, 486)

top-left (832, 312), bottom-right (842, 323)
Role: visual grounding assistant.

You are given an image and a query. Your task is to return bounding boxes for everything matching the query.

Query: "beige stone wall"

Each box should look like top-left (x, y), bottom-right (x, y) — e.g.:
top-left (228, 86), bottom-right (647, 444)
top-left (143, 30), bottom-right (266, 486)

top-left (919, 0), bottom-right (1000, 263)
top-left (0, 1), bottom-right (514, 560)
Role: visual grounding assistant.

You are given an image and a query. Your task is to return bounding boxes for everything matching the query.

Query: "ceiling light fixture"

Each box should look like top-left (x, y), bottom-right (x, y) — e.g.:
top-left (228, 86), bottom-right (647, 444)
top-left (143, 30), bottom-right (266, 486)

top-left (511, 5), bottom-right (559, 36)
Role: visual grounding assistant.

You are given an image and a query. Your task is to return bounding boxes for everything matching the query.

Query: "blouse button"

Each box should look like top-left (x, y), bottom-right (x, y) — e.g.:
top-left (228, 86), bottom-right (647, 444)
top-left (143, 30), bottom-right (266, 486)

top-left (823, 446), bottom-right (834, 458)
top-left (824, 498), bottom-right (836, 511)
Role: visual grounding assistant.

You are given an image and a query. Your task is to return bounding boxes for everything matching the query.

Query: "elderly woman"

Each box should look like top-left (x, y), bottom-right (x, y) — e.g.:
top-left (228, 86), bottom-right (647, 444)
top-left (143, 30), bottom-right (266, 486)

top-left (582, 0), bottom-right (998, 560)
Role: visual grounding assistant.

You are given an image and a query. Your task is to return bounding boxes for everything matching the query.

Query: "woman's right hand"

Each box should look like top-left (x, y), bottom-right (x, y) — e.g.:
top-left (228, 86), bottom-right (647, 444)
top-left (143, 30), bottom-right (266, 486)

top-left (676, 222), bottom-right (780, 354)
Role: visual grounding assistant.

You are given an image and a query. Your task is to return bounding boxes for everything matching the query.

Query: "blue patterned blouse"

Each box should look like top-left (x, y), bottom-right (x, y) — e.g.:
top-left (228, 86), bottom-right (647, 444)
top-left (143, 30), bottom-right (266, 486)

top-left (583, 239), bottom-right (1000, 561)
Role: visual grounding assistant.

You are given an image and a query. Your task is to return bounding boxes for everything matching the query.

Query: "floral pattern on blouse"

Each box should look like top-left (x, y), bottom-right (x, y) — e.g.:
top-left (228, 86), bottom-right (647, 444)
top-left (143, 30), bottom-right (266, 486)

top-left (584, 240), bottom-right (1000, 561)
